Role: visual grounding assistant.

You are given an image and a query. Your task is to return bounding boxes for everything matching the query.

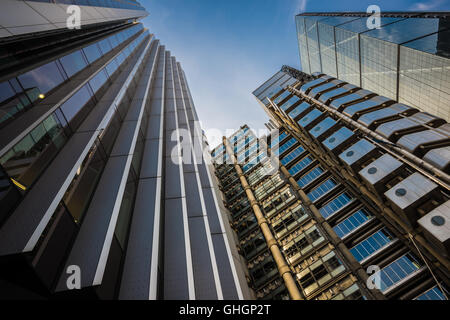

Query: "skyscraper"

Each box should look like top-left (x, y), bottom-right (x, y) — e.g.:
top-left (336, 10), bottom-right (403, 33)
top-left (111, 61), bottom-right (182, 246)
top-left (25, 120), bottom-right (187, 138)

top-left (295, 12), bottom-right (450, 122)
top-left (0, 0), bottom-right (251, 300)
top-left (211, 64), bottom-right (449, 300)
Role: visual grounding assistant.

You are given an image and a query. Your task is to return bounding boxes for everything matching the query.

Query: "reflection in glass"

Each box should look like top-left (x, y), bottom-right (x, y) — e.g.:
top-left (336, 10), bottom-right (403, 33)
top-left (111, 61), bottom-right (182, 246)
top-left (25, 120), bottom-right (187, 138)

top-left (59, 50), bottom-right (88, 77)
top-left (364, 18), bottom-right (446, 45)
top-left (59, 84), bottom-right (94, 130)
top-left (0, 113), bottom-right (68, 188)
top-left (83, 43), bottom-right (102, 64)
top-left (18, 61), bottom-right (65, 102)
top-left (0, 81), bottom-right (32, 128)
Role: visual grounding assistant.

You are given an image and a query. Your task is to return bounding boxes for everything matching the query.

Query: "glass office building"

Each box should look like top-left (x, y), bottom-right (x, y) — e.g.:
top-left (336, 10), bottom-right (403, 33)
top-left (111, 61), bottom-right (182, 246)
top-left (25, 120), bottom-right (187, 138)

top-left (0, 0), bottom-right (251, 300)
top-left (212, 65), bottom-right (449, 300)
top-left (296, 12), bottom-right (450, 122)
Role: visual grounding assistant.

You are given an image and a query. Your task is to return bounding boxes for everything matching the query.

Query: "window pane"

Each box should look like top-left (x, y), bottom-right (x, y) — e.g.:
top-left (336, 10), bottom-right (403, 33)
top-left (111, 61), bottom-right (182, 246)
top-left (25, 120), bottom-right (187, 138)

top-left (415, 286), bottom-right (446, 300)
top-left (18, 61), bottom-right (65, 100)
top-left (281, 145), bottom-right (305, 166)
top-left (59, 50), bottom-right (87, 77)
top-left (105, 58), bottom-right (120, 77)
top-left (59, 85), bottom-right (93, 130)
top-left (98, 38), bottom-right (113, 55)
top-left (89, 69), bottom-right (109, 94)
top-left (334, 208), bottom-right (372, 238)
top-left (0, 81), bottom-right (15, 104)
top-left (83, 43), bottom-right (102, 64)
top-left (0, 113), bottom-right (67, 188)
top-left (307, 178), bottom-right (337, 201)
top-left (350, 228), bottom-right (395, 262)
top-left (0, 81), bottom-right (32, 127)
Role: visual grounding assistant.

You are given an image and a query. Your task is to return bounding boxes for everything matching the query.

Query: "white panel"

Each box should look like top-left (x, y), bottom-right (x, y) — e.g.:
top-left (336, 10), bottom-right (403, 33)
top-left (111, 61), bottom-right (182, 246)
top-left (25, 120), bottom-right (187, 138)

top-left (0, 0), bottom-right (50, 28)
top-left (25, 1), bottom-right (68, 24)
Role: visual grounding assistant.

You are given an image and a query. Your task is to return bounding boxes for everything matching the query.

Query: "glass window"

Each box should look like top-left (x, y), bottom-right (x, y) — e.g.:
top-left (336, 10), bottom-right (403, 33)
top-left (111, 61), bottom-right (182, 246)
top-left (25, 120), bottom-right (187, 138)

top-left (297, 109), bottom-right (323, 128)
top-left (319, 86), bottom-right (355, 103)
top-left (89, 69), bottom-right (109, 94)
top-left (307, 178), bottom-right (337, 201)
top-left (297, 251), bottom-right (345, 296)
top-left (59, 50), bottom-right (88, 77)
top-left (404, 29), bottom-right (450, 57)
top-left (270, 131), bottom-right (288, 148)
top-left (63, 138), bottom-right (107, 223)
top-left (377, 253), bottom-right (423, 293)
top-left (304, 17), bottom-right (322, 73)
top-left (98, 38), bottom-right (113, 55)
top-left (415, 286), bottom-right (446, 301)
top-left (108, 34), bottom-right (120, 49)
top-left (343, 99), bottom-right (380, 117)
top-left (297, 166), bottom-right (324, 188)
top-left (364, 18), bottom-right (446, 45)
top-left (318, 22), bottom-right (338, 77)
top-left (83, 43), bottom-right (102, 64)
top-left (59, 84), bottom-right (93, 130)
top-left (284, 225), bottom-right (324, 261)
top-left (273, 90), bottom-right (291, 104)
top-left (273, 137), bottom-right (297, 156)
top-left (333, 208), bottom-right (373, 239)
top-left (335, 27), bottom-right (361, 87)
top-left (115, 51), bottom-right (126, 66)
top-left (0, 81), bottom-right (32, 128)
top-left (105, 58), bottom-right (120, 77)
top-left (0, 113), bottom-right (68, 188)
top-left (330, 92), bottom-right (366, 110)
top-left (310, 117), bottom-right (337, 138)
top-left (350, 228), bottom-right (395, 262)
top-left (309, 82), bottom-right (337, 97)
top-left (289, 102), bottom-right (311, 119)
top-left (281, 145), bottom-right (305, 166)
top-left (115, 174), bottom-right (138, 249)
top-left (337, 17), bottom-right (403, 34)
top-left (18, 61), bottom-right (65, 100)
top-left (323, 127), bottom-right (354, 151)
top-left (320, 16), bottom-right (361, 27)
top-left (0, 81), bottom-right (15, 104)
top-left (398, 45), bottom-right (450, 122)
top-left (360, 35), bottom-right (399, 100)
top-left (289, 156), bottom-right (314, 176)
top-left (243, 153), bottom-right (266, 172)
top-left (281, 96), bottom-right (300, 111)
top-left (296, 16), bottom-right (311, 74)
top-left (300, 78), bottom-right (327, 93)
top-left (319, 192), bottom-right (353, 219)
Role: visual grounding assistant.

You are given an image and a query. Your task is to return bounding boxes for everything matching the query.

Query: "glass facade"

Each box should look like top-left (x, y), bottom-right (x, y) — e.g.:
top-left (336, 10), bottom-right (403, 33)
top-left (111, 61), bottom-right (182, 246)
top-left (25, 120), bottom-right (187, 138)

top-left (0, 1), bottom-right (254, 301)
top-left (336, 27), bottom-right (360, 86)
top-left (248, 58), bottom-right (450, 300)
top-left (28, 0), bottom-right (146, 11)
top-left (0, 30), bottom-right (147, 192)
top-left (296, 13), bottom-right (450, 122)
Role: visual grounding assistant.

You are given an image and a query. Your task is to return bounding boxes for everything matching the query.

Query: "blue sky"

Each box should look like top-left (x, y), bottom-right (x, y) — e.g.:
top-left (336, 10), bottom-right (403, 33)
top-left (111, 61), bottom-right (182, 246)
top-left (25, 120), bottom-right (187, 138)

top-left (139, 0), bottom-right (449, 147)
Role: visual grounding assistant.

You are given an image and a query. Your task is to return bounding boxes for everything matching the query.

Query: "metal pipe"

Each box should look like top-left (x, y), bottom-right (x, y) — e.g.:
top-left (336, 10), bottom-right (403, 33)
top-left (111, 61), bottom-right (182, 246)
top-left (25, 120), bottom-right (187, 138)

top-left (264, 142), bottom-right (385, 300)
top-left (222, 136), bottom-right (303, 300)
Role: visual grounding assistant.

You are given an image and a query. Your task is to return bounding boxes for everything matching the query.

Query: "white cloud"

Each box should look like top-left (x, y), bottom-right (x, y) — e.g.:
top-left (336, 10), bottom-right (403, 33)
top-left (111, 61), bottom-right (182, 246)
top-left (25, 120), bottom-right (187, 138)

top-left (409, 0), bottom-right (445, 10)
top-left (296, 0), bottom-right (308, 13)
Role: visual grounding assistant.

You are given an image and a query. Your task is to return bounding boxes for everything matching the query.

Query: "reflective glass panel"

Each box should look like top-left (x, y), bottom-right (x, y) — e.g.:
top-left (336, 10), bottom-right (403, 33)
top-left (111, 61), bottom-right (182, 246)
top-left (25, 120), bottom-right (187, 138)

top-left (18, 61), bottom-right (65, 100)
top-left (59, 50), bottom-right (88, 77)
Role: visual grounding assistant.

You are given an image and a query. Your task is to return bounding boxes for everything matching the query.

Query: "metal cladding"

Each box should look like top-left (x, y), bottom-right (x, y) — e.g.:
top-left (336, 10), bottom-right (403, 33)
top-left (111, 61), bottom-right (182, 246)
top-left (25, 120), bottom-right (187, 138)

top-left (0, 2), bottom-right (249, 300)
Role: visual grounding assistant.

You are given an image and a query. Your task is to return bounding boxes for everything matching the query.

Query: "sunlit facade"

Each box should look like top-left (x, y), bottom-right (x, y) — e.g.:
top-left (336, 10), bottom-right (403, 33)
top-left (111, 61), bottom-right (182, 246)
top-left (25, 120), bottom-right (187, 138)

top-left (212, 65), bottom-right (449, 300)
top-left (296, 12), bottom-right (450, 122)
top-left (0, 1), bottom-right (251, 300)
